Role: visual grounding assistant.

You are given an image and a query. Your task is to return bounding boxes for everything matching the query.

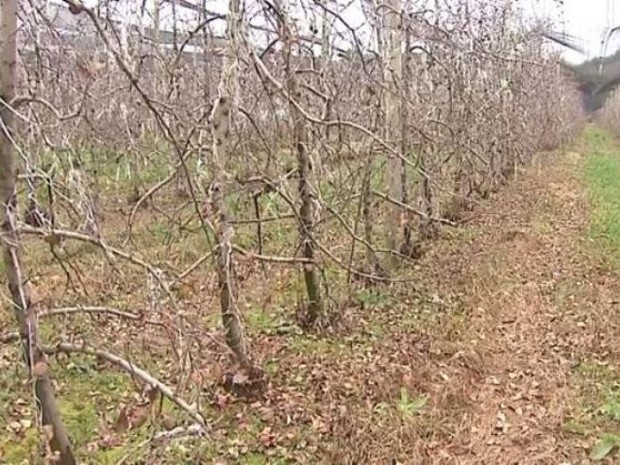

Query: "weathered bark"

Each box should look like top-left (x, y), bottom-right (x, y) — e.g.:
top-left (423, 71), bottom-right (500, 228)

top-left (400, 20), bottom-right (414, 255)
top-left (419, 150), bottom-right (437, 240)
top-left (209, 0), bottom-right (250, 366)
top-left (0, 2), bottom-right (76, 463)
top-left (147, 0), bottom-right (160, 97)
top-left (361, 157), bottom-right (384, 277)
top-left (208, 180), bottom-right (249, 366)
top-left (320, 4), bottom-right (332, 142)
top-left (279, 4), bottom-right (323, 325)
top-left (361, 92), bottom-right (385, 278)
top-left (295, 137), bottom-right (323, 323)
top-left (382, 0), bottom-right (403, 264)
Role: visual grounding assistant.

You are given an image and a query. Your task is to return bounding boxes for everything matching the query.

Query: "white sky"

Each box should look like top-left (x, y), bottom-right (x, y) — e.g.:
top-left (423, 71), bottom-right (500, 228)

top-left (58, 0), bottom-right (620, 63)
top-left (524, 0), bottom-right (620, 63)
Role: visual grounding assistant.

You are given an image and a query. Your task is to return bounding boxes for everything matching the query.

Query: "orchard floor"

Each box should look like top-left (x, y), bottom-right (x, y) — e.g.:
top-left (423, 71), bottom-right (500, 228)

top-left (3, 126), bottom-right (620, 464)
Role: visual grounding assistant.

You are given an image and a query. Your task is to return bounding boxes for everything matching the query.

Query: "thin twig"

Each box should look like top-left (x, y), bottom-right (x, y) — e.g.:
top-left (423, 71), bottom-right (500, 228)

top-left (41, 306), bottom-right (164, 326)
top-left (42, 342), bottom-right (208, 428)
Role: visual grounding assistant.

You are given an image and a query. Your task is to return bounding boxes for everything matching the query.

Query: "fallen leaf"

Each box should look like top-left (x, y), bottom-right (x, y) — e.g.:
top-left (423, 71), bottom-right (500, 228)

top-left (215, 393), bottom-right (229, 409)
top-left (161, 413), bottom-right (177, 430)
top-left (129, 404), bottom-right (150, 430)
top-left (114, 406), bottom-right (130, 433)
top-left (232, 370), bottom-right (249, 385)
top-left (32, 361), bottom-right (48, 377)
top-left (42, 425), bottom-right (54, 442)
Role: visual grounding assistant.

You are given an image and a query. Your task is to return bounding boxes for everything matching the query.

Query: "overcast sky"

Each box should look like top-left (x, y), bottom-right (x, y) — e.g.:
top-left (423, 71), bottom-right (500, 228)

top-left (63, 0), bottom-right (620, 63)
top-left (526, 0), bottom-right (619, 63)
top-left (214, 0), bottom-right (620, 63)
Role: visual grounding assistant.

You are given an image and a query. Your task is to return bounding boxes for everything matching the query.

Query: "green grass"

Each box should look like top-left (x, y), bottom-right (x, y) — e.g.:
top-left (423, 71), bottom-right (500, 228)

top-left (564, 360), bottom-right (620, 460)
top-left (0, 346), bottom-right (151, 463)
top-left (568, 126), bottom-right (620, 460)
top-left (583, 126), bottom-right (620, 271)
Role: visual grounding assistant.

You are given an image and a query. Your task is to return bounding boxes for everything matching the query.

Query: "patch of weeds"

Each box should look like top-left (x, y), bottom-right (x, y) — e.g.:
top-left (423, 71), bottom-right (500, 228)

top-left (601, 393), bottom-right (620, 421)
top-left (0, 425), bottom-right (40, 464)
top-left (562, 420), bottom-right (589, 436)
top-left (262, 224), bottom-right (298, 254)
top-left (150, 218), bottom-right (177, 244)
top-left (396, 387), bottom-right (428, 418)
top-left (352, 288), bottom-right (392, 308)
top-left (0, 347), bottom-right (148, 463)
top-left (233, 228), bottom-right (261, 250)
top-left (567, 360), bottom-right (620, 460)
top-left (583, 125), bottom-right (612, 149)
top-left (246, 306), bottom-right (300, 336)
top-left (247, 307), bottom-right (278, 332)
top-left (96, 154), bottom-right (170, 195)
top-left (591, 433), bottom-right (620, 461)
top-left (243, 452), bottom-right (273, 465)
top-left (372, 387), bottom-right (427, 422)
top-left (572, 360), bottom-right (618, 410)
top-left (59, 396), bottom-right (100, 446)
top-left (264, 359), bottom-right (279, 377)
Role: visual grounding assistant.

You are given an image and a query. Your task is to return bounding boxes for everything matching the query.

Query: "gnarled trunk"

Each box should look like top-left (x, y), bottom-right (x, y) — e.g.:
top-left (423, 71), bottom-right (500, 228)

top-left (279, 4), bottom-right (324, 325)
top-left (208, 0), bottom-right (251, 366)
top-left (0, 2), bottom-right (76, 463)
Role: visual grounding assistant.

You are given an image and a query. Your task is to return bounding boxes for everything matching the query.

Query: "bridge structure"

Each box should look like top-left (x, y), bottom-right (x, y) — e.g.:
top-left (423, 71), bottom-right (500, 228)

top-left (544, 30), bottom-right (620, 113)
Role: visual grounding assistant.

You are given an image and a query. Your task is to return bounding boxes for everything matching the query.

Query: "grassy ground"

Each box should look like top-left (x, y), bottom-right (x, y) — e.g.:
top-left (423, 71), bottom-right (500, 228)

top-left (562, 126), bottom-right (620, 462)
top-left (3, 125), bottom-right (620, 463)
top-left (583, 126), bottom-right (620, 269)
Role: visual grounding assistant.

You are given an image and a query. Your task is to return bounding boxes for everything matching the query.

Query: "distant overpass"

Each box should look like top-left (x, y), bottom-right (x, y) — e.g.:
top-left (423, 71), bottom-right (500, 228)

top-left (544, 31), bottom-right (620, 113)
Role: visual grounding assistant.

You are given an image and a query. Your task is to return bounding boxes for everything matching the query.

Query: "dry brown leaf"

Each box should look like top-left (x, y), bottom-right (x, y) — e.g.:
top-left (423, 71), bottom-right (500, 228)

top-left (215, 393), bottom-right (229, 409)
top-left (161, 413), bottom-right (177, 430)
top-left (32, 361), bottom-right (48, 377)
top-left (114, 406), bottom-right (130, 433)
top-left (232, 370), bottom-right (249, 385)
top-left (129, 404), bottom-right (150, 430)
top-left (42, 424), bottom-right (54, 442)
top-left (44, 234), bottom-right (61, 246)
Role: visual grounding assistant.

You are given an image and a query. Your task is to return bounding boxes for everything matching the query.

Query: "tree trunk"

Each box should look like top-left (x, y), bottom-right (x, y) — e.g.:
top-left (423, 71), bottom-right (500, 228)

top-left (400, 19), bottom-right (414, 255)
top-left (295, 137), bottom-right (323, 324)
top-left (279, 6), bottom-right (323, 325)
top-left (361, 157), bottom-right (384, 277)
top-left (419, 149), bottom-right (436, 239)
top-left (208, 179), bottom-right (249, 366)
top-left (382, 0), bottom-right (403, 265)
top-left (0, 2), bottom-right (76, 464)
top-left (361, 92), bottom-right (384, 278)
top-left (208, 0), bottom-right (250, 367)
top-left (320, 4), bottom-right (332, 143)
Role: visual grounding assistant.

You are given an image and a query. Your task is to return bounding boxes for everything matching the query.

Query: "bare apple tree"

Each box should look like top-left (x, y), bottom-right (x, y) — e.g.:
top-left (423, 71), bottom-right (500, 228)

top-left (0, 0), bottom-right (584, 460)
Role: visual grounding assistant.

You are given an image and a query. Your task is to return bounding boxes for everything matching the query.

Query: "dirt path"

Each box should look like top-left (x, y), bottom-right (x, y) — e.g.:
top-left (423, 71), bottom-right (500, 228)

top-left (409, 147), bottom-right (620, 464)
